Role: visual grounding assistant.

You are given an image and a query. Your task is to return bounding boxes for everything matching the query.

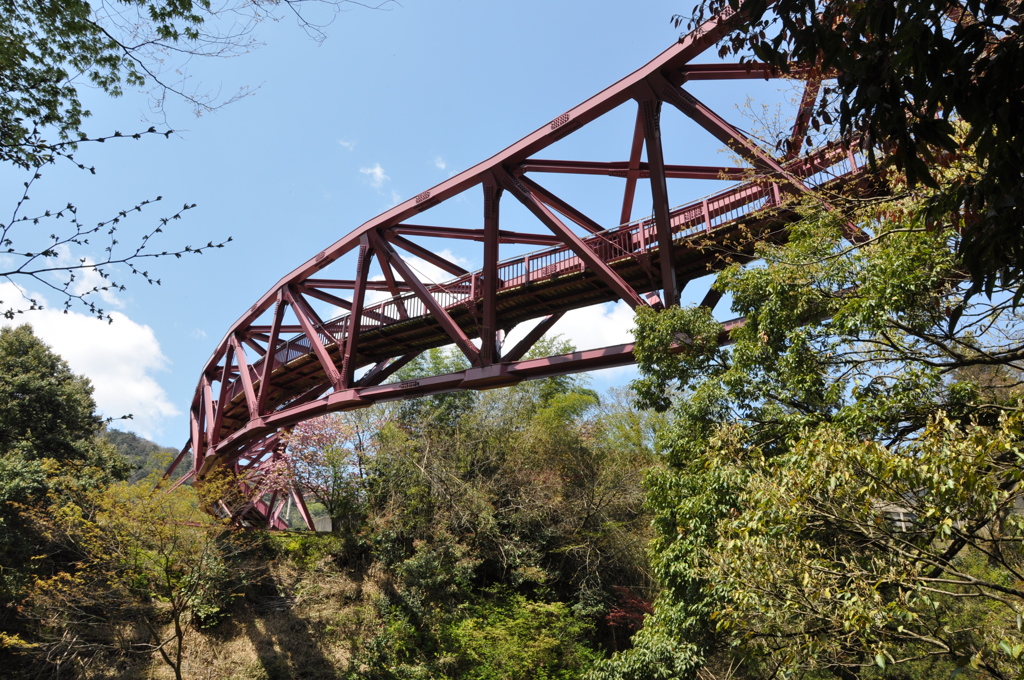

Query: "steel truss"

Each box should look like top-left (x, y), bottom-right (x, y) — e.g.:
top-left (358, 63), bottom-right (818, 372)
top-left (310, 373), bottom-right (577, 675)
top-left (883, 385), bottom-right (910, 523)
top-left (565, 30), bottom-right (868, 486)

top-left (167, 6), bottom-right (874, 529)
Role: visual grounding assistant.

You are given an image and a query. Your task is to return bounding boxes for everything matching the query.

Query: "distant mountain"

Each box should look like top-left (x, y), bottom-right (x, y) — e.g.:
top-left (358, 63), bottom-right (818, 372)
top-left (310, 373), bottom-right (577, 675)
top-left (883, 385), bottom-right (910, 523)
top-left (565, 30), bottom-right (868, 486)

top-left (102, 429), bottom-right (181, 483)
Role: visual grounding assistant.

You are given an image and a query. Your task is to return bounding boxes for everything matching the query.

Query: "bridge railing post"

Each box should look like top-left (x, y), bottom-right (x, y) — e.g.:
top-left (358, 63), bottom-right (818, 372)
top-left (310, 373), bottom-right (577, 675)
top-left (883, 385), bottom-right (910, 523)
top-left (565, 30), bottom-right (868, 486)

top-left (638, 220), bottom-right (650, 253)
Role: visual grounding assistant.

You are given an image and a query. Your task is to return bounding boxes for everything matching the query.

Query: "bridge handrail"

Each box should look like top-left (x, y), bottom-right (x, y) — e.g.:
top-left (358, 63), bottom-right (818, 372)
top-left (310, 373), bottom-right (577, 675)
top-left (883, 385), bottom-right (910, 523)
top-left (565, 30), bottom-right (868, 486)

top-left (220, 143), bottom-right (865, 408)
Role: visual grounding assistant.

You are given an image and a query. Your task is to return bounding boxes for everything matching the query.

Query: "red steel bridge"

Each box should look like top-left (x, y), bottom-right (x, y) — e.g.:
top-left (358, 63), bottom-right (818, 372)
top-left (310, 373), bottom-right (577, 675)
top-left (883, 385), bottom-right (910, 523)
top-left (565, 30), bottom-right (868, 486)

top-left (165, 7), bottom-right (874, 529)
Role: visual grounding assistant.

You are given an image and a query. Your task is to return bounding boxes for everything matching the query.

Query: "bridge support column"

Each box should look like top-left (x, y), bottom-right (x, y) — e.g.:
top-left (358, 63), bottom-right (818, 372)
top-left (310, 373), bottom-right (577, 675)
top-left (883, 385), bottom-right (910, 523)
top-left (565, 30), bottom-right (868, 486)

top-left (341, 238), bottom-right (372, 387)
top-left (481, 176), bottom-right (502, 366)
top-left (637, 95), bottom-right (679, 307)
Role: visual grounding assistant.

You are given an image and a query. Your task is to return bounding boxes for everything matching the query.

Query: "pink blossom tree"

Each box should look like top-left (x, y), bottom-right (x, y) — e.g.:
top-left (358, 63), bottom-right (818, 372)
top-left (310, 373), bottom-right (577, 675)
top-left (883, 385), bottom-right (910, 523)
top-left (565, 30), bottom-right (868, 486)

top-left (282, 414), bottom-right (367, 533)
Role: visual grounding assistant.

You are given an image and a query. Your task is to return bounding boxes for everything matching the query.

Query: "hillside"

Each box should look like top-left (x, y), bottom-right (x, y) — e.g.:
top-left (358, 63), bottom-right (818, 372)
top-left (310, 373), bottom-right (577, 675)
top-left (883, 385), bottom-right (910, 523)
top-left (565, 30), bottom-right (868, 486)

top-left (102, 429), bottom-right (181, 483)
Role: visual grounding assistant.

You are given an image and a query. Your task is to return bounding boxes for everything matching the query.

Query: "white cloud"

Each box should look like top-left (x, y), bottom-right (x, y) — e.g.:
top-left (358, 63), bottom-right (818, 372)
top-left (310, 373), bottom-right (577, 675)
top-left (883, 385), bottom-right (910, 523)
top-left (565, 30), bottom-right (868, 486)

top-left (434, 156), bottom-right (446, 170)
top-left (0, 282), bottom-right (180, 440)
top-left (501, 301), bottom-right (638, 381)
top-left (503, 300), bottom-right (635, 353)
top-left (389, 190), bottom-right (402, 207)
top-left (337, 139), bottom-right (356, 151)
top-left (359, 163), bottom-right (390, 189)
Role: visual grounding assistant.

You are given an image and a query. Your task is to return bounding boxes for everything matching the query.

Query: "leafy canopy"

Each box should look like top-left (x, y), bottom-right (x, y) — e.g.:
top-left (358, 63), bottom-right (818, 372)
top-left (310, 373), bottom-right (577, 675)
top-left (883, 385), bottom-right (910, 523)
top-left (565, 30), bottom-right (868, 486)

top-left (592, 176), bottom-right (1024, 679)
top-left (0, 324), bottom-right (128, 602)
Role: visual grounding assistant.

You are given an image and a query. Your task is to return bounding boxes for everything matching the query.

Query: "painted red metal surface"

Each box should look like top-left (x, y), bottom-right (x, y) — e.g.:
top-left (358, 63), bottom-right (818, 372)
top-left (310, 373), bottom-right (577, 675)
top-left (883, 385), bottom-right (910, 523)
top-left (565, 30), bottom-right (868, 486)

top-left (168, 7), bottom-right (873, 529)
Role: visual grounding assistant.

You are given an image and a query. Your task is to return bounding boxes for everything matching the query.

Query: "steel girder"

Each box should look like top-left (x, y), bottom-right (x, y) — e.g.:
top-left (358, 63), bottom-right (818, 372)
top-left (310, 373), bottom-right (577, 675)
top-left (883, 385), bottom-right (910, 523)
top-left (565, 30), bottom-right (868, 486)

top-left (168, 6), bottom-right (874, 529)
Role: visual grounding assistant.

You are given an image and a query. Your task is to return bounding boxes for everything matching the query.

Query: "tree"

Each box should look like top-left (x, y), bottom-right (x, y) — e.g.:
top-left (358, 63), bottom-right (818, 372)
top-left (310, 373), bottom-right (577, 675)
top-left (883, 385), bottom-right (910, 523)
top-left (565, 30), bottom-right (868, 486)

top-left (0, 0), bottom-right (393, 319)
top-left (0, 324), bottom-right (250, 676)
top-left (0, 324), bottom-right (130, 674)
top-left (698, 416), bottom-right (1024, 679)
top-left (441, 595), bottom-right (602, 680)
top-left (591, 174), bottom-right (1024, 679)
top-left (0, 324), bottom-right (102, 462)
top-left (679, 0), bottom-right (1024, 299)
top-left (352, 343), bottom-right (661, 676)
top-left (0, 324), bottom-right (128, 598)
top-left (282, 413), bottom-right (369, 534)
top-left (25, 480), bottom-right (247, 680)
top-left (516, 386), bottom-right (660, 613)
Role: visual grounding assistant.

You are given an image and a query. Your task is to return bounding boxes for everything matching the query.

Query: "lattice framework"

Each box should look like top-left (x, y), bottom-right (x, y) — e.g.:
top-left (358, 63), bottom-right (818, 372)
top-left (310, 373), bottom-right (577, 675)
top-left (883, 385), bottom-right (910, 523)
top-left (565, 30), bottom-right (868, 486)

top-left (166, 7), bottom-right (873, 529)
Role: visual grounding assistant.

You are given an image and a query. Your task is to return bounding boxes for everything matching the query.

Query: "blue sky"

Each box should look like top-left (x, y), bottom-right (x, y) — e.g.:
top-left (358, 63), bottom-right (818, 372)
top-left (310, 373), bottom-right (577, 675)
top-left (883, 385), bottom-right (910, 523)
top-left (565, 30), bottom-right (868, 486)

top-left (0, 0), bottom-right (799, 447)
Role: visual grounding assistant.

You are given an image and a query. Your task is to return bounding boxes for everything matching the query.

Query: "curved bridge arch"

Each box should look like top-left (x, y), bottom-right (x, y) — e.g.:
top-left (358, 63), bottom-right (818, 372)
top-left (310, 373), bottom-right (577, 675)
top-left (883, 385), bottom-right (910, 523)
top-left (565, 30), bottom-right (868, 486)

top-left (166, 8), bottom-right (873, 528)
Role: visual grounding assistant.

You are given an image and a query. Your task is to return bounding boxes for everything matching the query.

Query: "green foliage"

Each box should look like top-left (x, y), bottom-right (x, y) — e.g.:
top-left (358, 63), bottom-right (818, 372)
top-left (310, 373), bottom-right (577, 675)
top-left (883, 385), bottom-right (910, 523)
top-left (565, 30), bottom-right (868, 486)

top-left (272, 531), bottom-right (360, 570)
top-left (707, 417), bottom-right (1024, 679)
top-left (367, 345), bottom-right (658, 606)
top-left (362, 589), bottom-right (600, 680)
top-left (343, 343), bottom-right (663, 676)
top-left (631, 305), bottom-right (725, 412)
top-left (0, 324), bottom-right (104, 462)
top-left (443, 595), bottom-right (602, 680)
top-left (0, 325), bottom-right (128, 600)
top-left (594, 186), bottom-right (1024, 679)
top-left (1, 331), bottom-right (662, 677)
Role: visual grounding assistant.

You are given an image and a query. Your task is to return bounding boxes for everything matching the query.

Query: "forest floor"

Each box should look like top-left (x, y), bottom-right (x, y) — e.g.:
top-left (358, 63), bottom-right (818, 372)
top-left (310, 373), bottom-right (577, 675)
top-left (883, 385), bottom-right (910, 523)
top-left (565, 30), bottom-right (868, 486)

top-left (96, 551), bottom-right (385, 680)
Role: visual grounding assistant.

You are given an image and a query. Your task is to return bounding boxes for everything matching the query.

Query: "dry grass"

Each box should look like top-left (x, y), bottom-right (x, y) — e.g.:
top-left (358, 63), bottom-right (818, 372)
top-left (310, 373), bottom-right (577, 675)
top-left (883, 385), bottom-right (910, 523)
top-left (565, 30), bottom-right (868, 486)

top-left (130, 557), bottom-right (383, 680)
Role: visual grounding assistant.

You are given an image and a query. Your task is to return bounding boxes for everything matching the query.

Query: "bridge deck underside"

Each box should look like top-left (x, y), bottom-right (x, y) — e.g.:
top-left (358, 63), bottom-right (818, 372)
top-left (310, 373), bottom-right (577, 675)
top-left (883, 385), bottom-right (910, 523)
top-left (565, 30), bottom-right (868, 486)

top-left (215, 196), bottom-right (824, 444)
top-left (214, 161), bottom-right (875, 455)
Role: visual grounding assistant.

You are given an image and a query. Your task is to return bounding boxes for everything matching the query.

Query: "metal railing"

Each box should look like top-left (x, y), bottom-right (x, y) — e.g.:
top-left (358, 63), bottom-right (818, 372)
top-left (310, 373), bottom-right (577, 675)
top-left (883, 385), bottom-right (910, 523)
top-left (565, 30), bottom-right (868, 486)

top-left (223, 145), bottom-right (866, 407)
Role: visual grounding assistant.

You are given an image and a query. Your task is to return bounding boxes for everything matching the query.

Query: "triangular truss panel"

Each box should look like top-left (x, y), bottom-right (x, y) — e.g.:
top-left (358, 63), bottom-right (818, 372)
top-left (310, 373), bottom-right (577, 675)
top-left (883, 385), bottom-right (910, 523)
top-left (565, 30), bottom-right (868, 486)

top-left (166, 6), bottom-right (880, 529)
